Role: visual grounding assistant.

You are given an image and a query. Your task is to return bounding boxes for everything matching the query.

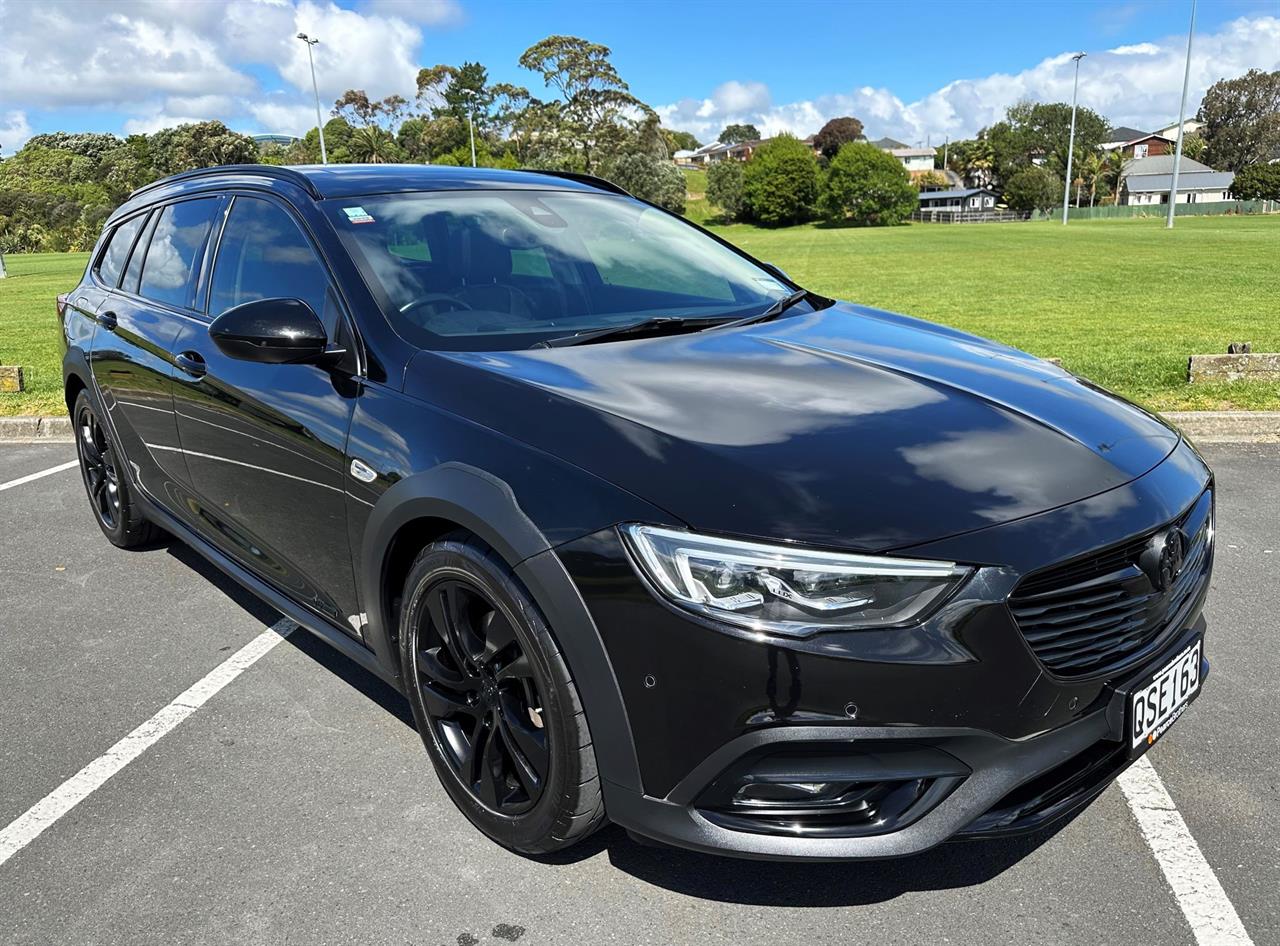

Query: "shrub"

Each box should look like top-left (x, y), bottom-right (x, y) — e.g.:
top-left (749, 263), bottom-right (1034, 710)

top-left (742, 134), bottom-right (819, 226)
top-left (706, 160), bottom-right (745, 220)
top-left (1230, 163), bottom-right (1280, 201)
top-left (1003, 166), bottom-right (1061, 213)
top-left (818, 142), bottom-right (916, 225)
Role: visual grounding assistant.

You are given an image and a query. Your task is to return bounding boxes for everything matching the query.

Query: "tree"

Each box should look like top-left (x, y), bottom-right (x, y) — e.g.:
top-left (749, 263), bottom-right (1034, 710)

top-left (742, 134), bottom-right (819, 225)
top-left (1230, 162), bottom-right (1280, 201)
top-left (146, 121), bottom-right (259, 175)
top-left (812, 116), bottom-right (864, 161)
top-left (332, 90), bottom-right (408, 132)
top-left (1180, 133), bottom-right (1208, 161)
top-left (606, 153), bottom-right (686, 213)
top-left (914, 169), bottom-right (949, 190)
top-left (518, 35), bottom-right (642, 174)
top-left (1003, 165), bottom-right (1060, 213)
top-left (984, 101), bottom-right (1108, 186)
top-left (718, 123), bottom-right (761, 145)
top-left (1102, 149), bottom-right (1127, 204)
top-left (706, 160), bottom-right (745, 220)
top-left (945, 136), bottom-right (995, 187)
top-left (667, 130), bottom-right (700, 152)
top-left (1199, 69), bottom-right (1280, 172)
top-left (1080, 151), bottom-right (1104, 207)
top-left (347, 126), bottom-right (400, 163)
top-left (818, 142), bottom-right (916, 225)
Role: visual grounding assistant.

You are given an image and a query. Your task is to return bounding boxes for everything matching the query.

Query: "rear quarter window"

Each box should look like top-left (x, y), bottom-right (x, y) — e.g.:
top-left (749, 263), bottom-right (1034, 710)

top-left (95, 214), bottom-right (146, 287)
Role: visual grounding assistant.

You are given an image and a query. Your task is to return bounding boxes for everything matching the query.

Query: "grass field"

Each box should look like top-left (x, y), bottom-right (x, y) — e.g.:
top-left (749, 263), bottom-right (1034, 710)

top-left (1, 214), bottom-right (1277, 416)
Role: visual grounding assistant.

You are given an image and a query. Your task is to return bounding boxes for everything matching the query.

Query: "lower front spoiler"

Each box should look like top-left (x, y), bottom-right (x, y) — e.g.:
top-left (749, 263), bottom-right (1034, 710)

top-left (605, 622), bottom-right (1207, 862)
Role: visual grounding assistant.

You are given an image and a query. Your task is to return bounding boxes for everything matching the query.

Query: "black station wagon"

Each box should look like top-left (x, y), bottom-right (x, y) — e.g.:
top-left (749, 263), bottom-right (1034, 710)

top-left (60, 164), bottom-right (1213, 859)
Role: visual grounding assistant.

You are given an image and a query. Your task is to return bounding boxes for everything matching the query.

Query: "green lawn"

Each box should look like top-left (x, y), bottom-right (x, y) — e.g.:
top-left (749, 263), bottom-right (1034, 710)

top-left (1, 214), bottom-right (1277, 416)
top-left (0, 252), bottom-right (88, 416)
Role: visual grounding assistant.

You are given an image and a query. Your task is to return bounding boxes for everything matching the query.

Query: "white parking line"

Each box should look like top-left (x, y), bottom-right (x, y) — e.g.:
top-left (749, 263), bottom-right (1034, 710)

top-left (0, 618), bottom-right (296, 869)
top-left (1119, 755), bottom-right (1254, 945)
top-left (0, 460), bottom-right (79, 493)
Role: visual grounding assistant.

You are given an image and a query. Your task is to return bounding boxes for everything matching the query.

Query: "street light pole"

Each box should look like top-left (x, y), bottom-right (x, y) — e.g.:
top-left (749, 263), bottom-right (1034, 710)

top-left (1062, 52), bottom-right (1086, 226)
top-left (296, 33), bottom-right (327, 165)
top-left (1166, 0), bottom-right (1197, 229)
top-left (461, 90), bottom-right (478, 168)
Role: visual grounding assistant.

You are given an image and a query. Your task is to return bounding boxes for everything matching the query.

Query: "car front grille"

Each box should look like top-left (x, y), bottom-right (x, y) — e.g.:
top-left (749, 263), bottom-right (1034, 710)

top-left (1008, 488), bottom-right (1213, 678)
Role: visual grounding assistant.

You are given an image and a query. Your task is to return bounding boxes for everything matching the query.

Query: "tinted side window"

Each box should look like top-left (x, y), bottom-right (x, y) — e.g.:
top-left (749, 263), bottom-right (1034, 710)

top-left (209, 197), bottom-right (330, 330)
top-left (96, 215), bottom-right (145, 287)
top-left (139, 198), bottom-right (221, 309)
top-left (121, 212), bottom-right (157, 294)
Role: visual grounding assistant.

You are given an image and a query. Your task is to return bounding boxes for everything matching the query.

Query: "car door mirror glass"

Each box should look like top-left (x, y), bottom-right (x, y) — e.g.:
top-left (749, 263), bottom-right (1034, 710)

top-left (209, 298), bottom-right (329, 364)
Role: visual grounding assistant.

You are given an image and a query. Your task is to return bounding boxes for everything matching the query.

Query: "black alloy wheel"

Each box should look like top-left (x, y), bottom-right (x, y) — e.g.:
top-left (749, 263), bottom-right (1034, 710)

top-left (76, 401), bottom-right (121, 530)
top-left (413, 577), bottom-right (550, 814)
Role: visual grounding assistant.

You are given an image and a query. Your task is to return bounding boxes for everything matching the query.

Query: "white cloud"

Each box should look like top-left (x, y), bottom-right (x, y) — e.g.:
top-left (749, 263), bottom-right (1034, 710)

top-left (0, 0), bottom-right (451, 137)
top-left (0, 110), bottom-right (33, 155)
top-left (1109, 43), bottom-right (1161, 56)
top-left (657, 15), bottom-right (1280, 146)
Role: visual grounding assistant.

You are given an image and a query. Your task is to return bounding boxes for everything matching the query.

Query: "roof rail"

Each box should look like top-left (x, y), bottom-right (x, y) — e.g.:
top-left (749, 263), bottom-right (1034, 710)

top-left (128, 164), bottom-right (322, 201)
top-left (516, 168), bottom-right (632, 197)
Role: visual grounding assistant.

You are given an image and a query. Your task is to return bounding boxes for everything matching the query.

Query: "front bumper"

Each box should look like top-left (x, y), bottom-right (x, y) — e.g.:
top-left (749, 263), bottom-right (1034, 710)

top-left (600, 620), bottom-right (1207, 861)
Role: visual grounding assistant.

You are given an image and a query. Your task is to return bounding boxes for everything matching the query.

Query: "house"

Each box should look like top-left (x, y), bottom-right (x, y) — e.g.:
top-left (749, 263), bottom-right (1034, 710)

top-left (1154, 118), bottom-right (1205, 141)
top-left (686, 139), bottom-right (763, 165)
top-left (1119, 154), bottom-right (1235, 205)
top-left (889, 146), bottom-right (937, 173)
top-left (251, 133), bottom-right (300, 149)
top-left (1110, 133), bottom-right (1177, 160)
top-left (1101, 126), bottom-right (1151, 151)
top-left (917, 187), bottom-right (1000, 212)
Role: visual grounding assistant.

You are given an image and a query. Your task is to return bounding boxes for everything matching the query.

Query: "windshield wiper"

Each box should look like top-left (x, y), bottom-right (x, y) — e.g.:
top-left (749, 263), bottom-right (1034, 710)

top-left (712, 288), bottom-right (812, 332)
top-left (533, 315), bottom-right (733, 349)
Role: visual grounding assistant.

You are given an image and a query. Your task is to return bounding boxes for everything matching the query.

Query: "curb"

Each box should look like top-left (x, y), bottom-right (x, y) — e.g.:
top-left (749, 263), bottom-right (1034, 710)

top-left (1, 411), bottom-right (1277, 445)
top-left (0, 416), bottom-right (73, 443)
top-left (1162, 411), bottom-right (1280, 444)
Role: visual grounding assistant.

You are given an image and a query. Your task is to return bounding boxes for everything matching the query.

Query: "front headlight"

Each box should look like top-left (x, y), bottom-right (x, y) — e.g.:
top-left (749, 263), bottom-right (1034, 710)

top-left (622, 524), bottom-right (971, 638)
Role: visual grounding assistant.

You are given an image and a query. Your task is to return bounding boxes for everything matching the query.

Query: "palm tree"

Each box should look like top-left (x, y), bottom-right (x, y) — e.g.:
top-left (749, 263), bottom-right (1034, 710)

top-left (1081, 152), bottom-right (1104, 207)
top-left (349, 126), bottom-right (394, 163)
top-left (1103, 150), bottom-right (1128, 206)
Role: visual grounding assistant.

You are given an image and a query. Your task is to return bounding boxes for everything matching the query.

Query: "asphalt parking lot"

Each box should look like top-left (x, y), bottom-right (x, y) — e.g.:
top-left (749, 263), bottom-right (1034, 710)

top-left (1, 440), bottom-right (1276, 946)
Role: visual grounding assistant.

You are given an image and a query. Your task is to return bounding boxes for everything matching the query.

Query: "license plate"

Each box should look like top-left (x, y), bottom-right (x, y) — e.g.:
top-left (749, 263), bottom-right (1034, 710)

top-left (1130, 639), bottom-right (1201, 749)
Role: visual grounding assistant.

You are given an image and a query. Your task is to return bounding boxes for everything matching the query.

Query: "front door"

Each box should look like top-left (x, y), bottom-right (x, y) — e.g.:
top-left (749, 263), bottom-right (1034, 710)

top-left (169, 194), bottom-right (362, 630)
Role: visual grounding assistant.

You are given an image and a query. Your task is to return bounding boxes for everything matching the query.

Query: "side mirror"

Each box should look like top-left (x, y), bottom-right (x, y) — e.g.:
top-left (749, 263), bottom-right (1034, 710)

top-left (209, 298), bottom-right (329, 365)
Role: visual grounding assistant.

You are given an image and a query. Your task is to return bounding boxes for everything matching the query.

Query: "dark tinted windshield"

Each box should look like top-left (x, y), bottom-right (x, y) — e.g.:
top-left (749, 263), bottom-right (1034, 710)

top-left (329, 190), bottom-right (791, 351)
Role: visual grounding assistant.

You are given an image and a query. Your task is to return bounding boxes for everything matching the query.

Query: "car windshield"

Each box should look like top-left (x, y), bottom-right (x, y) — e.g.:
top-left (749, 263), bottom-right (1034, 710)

top-left (328, 189), bottom-right (794, 351)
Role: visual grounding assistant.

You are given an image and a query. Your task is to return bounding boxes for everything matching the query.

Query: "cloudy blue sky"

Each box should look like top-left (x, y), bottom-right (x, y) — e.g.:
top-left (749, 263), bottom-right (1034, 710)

top-left (2, 0), bottom-right (1278, 153)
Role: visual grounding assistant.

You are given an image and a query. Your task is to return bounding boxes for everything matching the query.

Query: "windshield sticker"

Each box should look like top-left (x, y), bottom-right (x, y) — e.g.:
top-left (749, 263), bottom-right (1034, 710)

top-left (343, 206), bottom-right (375, 224)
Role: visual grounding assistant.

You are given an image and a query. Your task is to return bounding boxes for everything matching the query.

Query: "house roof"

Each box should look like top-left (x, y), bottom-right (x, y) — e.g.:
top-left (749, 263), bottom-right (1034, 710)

top-left (890, 147), bottom-right (937, 158)
top-left (870, 136), bottom-right (909, 150)
top-left (1105, 126), bottom-right (1150, 143)
top-left (1123, 133), bottom-right (1176, 147)
top-left (1126, 171), bottom-right (1235, 193)
top-left (918, 188), bottom-right (997, 201)
top-left (1122, 154), bottom-right (1215, 177)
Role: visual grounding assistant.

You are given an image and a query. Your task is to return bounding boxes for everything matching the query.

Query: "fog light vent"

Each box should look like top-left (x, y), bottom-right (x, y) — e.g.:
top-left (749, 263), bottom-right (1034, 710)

top-left (695, 744), bottom-right (968, 839)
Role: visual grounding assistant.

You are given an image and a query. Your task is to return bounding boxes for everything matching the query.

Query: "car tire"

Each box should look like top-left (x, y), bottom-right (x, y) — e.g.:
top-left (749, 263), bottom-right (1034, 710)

top-left (399, 534), bottom-right (606, 854)
top-left (72, 390), bottom-right (162, 549)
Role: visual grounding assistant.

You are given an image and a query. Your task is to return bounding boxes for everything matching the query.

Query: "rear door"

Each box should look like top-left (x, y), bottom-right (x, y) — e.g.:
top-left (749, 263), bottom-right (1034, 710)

top-left (170, 193), bottom-right (362, 630)
top-left (88, 199), bottom-right (222, 502)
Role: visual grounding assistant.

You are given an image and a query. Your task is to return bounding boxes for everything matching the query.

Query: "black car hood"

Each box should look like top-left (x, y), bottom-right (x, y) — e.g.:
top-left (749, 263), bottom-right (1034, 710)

top-left (406, 304), bottom-right (1180, 552)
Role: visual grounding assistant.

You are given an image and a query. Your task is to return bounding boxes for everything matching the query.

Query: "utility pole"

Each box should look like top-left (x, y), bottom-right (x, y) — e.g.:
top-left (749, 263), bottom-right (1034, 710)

top-left (1062, 52), bottom-right (1086, 225)
top-left (297, 33), bottom-right (327, 164)
top-left (1167, 0), bottom-right (1197, 229)
top-left (464, 91), bottom-right (477, 168)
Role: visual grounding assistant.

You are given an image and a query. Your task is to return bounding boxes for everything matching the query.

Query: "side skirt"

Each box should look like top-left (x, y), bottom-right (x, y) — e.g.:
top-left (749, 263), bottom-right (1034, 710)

top-left (133, 489), bottom-right (402, 691)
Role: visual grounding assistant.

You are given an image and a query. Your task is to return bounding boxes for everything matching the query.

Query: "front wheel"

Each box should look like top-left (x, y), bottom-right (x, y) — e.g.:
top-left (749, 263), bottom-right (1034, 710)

top-left (399, 536), bottom-right (606, 854)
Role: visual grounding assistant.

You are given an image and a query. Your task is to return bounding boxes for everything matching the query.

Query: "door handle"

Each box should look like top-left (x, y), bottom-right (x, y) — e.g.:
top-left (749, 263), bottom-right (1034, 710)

top-left (97, 310), bottom-right (118, 331)
top-left (174, 350), bottom-right (207, 379)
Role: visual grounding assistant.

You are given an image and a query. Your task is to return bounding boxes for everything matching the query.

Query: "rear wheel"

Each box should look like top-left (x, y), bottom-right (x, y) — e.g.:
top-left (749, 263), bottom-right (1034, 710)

top-left (399, 536), bottom-right (606, 854)
top-left (73, 390), bottom-right (161, 548)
